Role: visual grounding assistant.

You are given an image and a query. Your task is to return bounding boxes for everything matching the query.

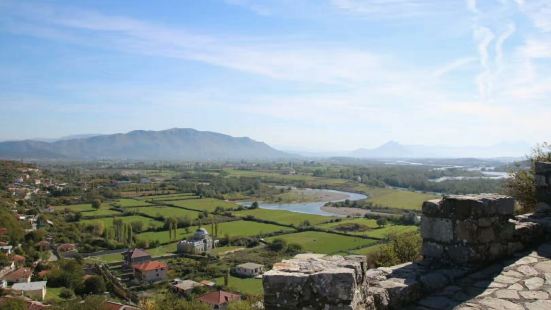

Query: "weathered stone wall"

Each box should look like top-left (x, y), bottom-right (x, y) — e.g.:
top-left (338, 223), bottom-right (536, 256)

top-left (535, 162), bottom-right (551, 207)
top-left (421, 194), bottom-right (515, 265)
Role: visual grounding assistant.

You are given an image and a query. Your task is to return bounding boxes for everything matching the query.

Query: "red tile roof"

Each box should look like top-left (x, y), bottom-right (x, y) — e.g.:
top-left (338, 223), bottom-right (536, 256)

top-left (128, 248), bottom-right (150, 259)
top-left (132, 261), bottom-right (167, 272)
top-left (57, 243), bottom-right (76, 252)
top-left (12, 255), bottom-right (25, 263)
top-left (197, 290), bottom-right (241, 306)
top-left (0, 228), bottom-right (7, 235)
top-left (2, 267), bottom-right (32, 282)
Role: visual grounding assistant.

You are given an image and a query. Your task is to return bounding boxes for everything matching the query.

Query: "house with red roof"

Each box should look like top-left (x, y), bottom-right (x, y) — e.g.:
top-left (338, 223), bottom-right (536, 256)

top-left (11, 255), bottom-right (26, 266)
top-left (197, 290), bottom-right (241, 309)
top-left (132, 261), bottom-right (167, 283)
top-left (2, 267), bottom-right (32, 284)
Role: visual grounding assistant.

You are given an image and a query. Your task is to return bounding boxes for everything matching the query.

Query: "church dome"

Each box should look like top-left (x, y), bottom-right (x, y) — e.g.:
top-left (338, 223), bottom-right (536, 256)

top-left (194, 228), bottom-right (209, 239)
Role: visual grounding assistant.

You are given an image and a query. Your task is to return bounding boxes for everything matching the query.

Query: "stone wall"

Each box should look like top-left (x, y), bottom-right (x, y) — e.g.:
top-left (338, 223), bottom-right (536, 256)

top-left (421, 194), bottom-right (515, 265)
top-left (263, 172), bottom-right (551, 310)
top-left (536, 162), bottom-right (551, 207)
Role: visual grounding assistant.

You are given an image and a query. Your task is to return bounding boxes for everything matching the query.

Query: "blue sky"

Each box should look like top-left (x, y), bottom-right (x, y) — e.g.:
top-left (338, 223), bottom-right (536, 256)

top-left (0, 0), bottom-right (550, 151)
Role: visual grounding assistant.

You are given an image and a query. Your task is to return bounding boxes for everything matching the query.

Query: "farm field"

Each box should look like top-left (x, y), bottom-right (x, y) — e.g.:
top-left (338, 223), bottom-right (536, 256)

top-left (146, 193), bottom-right (199, 201)
top-left (233, 208), bottom-right (333, 226)
top-left (214, 220), bottom-right (293, 237)
top-left (136, 228), bottom-right (193, 244)
top-left (265, 231), bottom-right (377, 254)
top-left (111, 198), bottom-right (153, 208)
top-left (349, 243), bottom-right (386, 256)
top-left (81, 208), bottom-right (123, 217)
top-left (131, 206), bottom-right (200, 219)
top-left (164, 198), bottom-right (237, 212)
top-left (318, 218), bottom-right (418, 239)
top-left (351, 185), bottom-right (437, 210)
top-left (53, 203), bottom-right (99, 212)
top-left (84, 252), bottom-right (124, 264)
top-left (215, 275), bottom-right (263, 295)
top-left (80, 215), bottom-right (164, 230)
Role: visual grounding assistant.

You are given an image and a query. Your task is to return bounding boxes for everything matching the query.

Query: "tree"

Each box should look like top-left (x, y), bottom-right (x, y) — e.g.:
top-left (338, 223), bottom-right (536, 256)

top-left (250, 201), bottom-right (259, 209)
top-left (376, 218), bottom-right (388, 228)
top-left (0, 298), bottom-right (26, 310)
top-left (505, 142), bottom-right (551, 213)
top-left (76, 275), bottom-right (106, 295)
top-left (91, 199), bottom-right (102, 210)
top-left (59, 288), bottom-right (74, 299)
top-left (130, 221), bottom-right (144, 233)
top-left (269, 239), bottom-right (287, 252)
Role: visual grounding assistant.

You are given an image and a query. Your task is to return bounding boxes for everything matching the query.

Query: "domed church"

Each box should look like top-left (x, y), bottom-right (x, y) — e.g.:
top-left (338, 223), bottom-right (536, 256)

top-left (177, 228), bottom-right (218, 254)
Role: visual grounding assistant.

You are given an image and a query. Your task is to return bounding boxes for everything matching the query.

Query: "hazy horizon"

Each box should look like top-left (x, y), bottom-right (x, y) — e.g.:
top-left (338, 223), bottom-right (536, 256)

top-left (1, 0), bottom-right (550, 151)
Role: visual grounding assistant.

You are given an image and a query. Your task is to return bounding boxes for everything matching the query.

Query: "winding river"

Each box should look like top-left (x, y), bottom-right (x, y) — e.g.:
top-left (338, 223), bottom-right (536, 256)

top-left (242, 188), bottom-right (367, 216)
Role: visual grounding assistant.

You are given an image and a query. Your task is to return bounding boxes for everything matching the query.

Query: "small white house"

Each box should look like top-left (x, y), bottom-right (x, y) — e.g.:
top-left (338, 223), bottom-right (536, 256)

top-left (0, 245), bottom-right (13, 255)
top-left (234, 263), bottom-right (264, 278)
top-left (11, 281), bottom-right (47, 301)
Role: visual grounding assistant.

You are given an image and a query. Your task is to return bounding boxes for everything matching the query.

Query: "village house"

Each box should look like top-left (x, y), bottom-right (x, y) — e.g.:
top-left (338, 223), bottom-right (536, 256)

top-left (177, 228), bottom-right (217, 254)
top-left (0, 245), bottom-right (13, 255)
top-left (56, 243), bottom-right (77, 258)
top-left (233, 262), bottom-right (264, 278)
top-left (11, 281), bottom-right (47, 301)
top-left (171, 279), bottom-right (204, 296)
top-left (122, 248), bottom-right (151, 268)
top-left (2, 267), bottom-right (32, 284)
top-left (133, 261), bottom-right (167, 283)
top-left (197, 290), bottom-right (241, 310)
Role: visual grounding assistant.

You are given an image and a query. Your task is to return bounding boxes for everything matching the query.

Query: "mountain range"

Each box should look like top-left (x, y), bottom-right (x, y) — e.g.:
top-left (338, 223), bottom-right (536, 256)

top-left (349, 141), bottom-right (530, 158)
top-left (0, 128), bottom-right (290, 161)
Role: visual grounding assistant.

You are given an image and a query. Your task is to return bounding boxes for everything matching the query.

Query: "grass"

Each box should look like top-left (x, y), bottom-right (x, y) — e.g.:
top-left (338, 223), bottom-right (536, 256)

top-left (350, 243), bottom-right (386, 256)
top-left (215, 275), bottom-right (263, 296)
top-left (111, 198), bottom-right (153, 208)
top-left (84, 252), bottom-right (124, 264)
top-left (148, 242), bottom-right (179, 256)
top-left (45, 287), bottom-right (65, 301)
top-left (81, 208), bottom-right (123, 217)
top-left (318, 218), bottom-right (418, 239)
top-left (136, 228), bottom-right (192, 244)
top-left (145, 193), bottom-right (199, 201)
top-left (214, 220), bottom-right (294, 237)
top-left (164, 198), bottom-right (238, 212)
top-left (80, 215), bottom-right (164, 230)
top-left (131, 206), bottom-right (200, 219)
top-left (210, 246), bottom-right (244, 256)
top-left (265, 231), bottom-right (377, 254)
top-left (233, 208), bottom-right (333, 226)
top-left (351, 184), bottom-right (437, 210)
top-left (53, 203), bottom-right (95, 212)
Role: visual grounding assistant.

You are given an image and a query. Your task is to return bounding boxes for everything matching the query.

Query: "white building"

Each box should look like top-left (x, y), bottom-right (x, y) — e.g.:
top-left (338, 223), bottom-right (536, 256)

top-left (234, 263), bottom-right (264, 278)
top-left (11, 281), bottom-right (47, 301)
top-left (177, 228), bottom-right (218, 254)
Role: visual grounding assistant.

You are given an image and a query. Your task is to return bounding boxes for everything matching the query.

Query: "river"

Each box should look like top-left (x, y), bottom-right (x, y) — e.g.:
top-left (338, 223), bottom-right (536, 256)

top-left (241, 188), bottom-right (367, 216)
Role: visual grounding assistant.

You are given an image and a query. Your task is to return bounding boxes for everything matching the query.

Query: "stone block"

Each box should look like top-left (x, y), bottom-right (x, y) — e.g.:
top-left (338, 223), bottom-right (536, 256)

top-left (535, 174), bottom-right (547, 187)
top-left (535, 161), bottom-right (551, 174)
top-left (421, 217), bottom-right (453, 242)
top-left (422, 199), bottom-right (442, 217)
top-left (478, 227), bottom-right (496, 243)
top-left (455, 219), bottom-right (476, 241)
top-left (422, 241), bottom-right (443, 259)
top-left (447, 245), bottom-right (477, 264)
top-left (310, 268), bottom-right (357, 303)
top-left (263, 271), bottom-right (310, 308)
top-left (419, 271), bottom-right (450, 293)
top-left (478, 216), bottom-right (497, 227)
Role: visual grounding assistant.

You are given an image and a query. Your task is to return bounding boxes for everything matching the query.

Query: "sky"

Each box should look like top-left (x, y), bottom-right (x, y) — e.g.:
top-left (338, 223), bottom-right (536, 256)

top-left (0, 0), bottom-right (550, 151)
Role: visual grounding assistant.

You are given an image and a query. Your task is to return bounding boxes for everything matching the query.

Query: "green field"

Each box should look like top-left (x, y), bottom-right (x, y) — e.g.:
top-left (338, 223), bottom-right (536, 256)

top-left (318, 218), bottom-right (418, 239)
top-left (233, 208), bottom-right (333, 226)
top-left (84, 252), bottom-right (124, 264)
top-left (80, 215), bottom-right (164, 230)
top-left (164, 198), bottom-right (238, 212)
top-left (350, 243), bottom-right (386, 256)
top-left (136, 228), bottom-right (193, 244)
top-left (81, 208), bottom-right (123, 217)
top-left (132, 206), bottom-right (200, 219)
top-left (111, 198), bottom-right (153, 208)
top-left (45, 287), bottom-right (65, 301)
top-left (215, 275), bottom-right (263, 295)
top-left (146, 193), bottom-right (199, 201)
top-left (265, 231), bottom-right (377, 254)
top-left (215, 220), bottom-right (293, 237)
top-left (53, 203), bottom-right (96, 212)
